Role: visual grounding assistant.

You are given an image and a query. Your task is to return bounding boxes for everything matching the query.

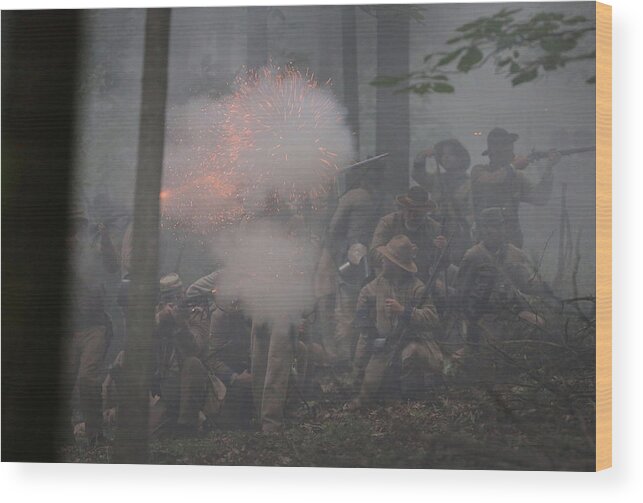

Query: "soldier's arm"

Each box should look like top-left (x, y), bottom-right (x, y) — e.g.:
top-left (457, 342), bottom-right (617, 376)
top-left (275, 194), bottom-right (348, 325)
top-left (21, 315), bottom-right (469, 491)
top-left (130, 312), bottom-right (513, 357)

top-left (518, 168), bottom-right (554, 206)
top-left (354, 282), bottom-right (377, 336)
top-left (411, 151), bottom-right (436, 192)
top-left (460, 179), bottom-right (475, 228)
top-left (368, 215), bottom-right (392, 271)
top-left (205, 309), bottom-right (238, 386)
top-left (428, 217), bottom-right (451, 268)
top-left (405, 283), bottom-right (440, 330)
top-left (326, 194), bottom-right (352, 253)
top-left (508, 249), bottom-right (546, 295)
top-left (455, 250), bottom-right (477, 303)
top-left (469, 166), bottom-right (485, 221)
top-left (99, 224), bottom-right (119, 273)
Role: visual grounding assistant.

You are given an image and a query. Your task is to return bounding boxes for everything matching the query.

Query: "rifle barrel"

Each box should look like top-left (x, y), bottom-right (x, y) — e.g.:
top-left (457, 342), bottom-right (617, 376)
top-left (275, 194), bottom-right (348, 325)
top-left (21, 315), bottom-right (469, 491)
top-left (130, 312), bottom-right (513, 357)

top-left (526, 146), bottom-right (595, 162)
top-left (336, 153), bottom-right (389, 176)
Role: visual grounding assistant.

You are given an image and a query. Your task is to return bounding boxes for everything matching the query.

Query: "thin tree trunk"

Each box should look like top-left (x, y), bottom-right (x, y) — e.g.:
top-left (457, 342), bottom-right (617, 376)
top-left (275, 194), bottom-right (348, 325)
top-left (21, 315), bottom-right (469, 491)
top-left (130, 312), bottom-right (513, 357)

top-left (342, 5), bottom-right (360, 156)
top-left (376, 7), bottom-right (410, 194)
top-left (247, 6), bottom-right (269, 70)
top-left (112, 8), bottom-right (171, 464)
top-left (554, 183), bottom-right (568, 289)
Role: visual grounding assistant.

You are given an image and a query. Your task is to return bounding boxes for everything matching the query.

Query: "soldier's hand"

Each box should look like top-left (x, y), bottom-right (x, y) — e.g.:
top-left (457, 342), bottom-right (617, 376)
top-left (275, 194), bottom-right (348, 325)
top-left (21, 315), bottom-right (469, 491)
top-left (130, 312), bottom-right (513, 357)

top-left (156, 303), bottom-right (176, 325)
top-left (385, 298), bottom-right (405, 316)
top-left (513, 155), bottom-right (530, 170)
top-left (234, 369), bottom-right (253, 386)
top-left (433, 235), bottom-right (447, 250)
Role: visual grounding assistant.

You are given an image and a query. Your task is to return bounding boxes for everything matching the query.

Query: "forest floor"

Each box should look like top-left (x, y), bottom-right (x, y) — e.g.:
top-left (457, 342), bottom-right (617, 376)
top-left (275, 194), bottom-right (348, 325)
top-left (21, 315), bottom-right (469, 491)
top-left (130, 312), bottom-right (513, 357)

top-left (61, 358), bottom-right (596, 471)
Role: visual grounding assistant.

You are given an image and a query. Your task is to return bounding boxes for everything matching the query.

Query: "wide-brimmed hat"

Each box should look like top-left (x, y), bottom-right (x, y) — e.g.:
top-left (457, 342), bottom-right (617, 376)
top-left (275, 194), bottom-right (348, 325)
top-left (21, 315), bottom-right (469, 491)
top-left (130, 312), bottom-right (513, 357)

top-left (482, 128), bottom-right (519, 156)
top-left (395, 186), bottom-right (437, 211)
top-left (377, 234), bottom-right (418, 273)
top-left (160, 273), bottom-right (183, 295)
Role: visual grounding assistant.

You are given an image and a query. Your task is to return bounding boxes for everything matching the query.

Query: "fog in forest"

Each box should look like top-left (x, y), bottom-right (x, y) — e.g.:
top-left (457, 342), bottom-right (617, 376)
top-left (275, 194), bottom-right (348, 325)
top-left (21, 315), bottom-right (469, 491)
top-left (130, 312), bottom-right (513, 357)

top-left (72, 2), bottom-right (596, 354)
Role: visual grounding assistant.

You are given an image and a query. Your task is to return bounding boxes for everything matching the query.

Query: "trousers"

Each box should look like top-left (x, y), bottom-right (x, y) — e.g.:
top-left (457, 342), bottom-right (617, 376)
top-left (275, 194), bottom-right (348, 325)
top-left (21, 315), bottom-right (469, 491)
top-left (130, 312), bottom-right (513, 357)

top-left (65, 325), bottom-right (108, 438)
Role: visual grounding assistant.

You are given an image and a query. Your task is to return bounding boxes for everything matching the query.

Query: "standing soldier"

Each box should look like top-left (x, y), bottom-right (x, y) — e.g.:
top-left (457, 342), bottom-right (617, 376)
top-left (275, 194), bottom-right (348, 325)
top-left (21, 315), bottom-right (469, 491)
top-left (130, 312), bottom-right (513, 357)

top-left (322, 162), bottom-right (384, 368)
top-left (369, 186), bottom-right (447, 281)
top-left (470, 128), bottom-right (560, 248)
top-left (352, 235), bottom-right (445, 407)
top-left (66, 206), bottom-right (119, 445)
top-left (412, 139), bottom-right (473, 262)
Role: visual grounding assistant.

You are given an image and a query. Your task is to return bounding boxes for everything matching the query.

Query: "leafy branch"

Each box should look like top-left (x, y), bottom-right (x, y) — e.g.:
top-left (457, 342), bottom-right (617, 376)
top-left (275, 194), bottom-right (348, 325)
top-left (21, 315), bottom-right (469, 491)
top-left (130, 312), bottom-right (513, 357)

top-left (371, 8), bottom-right (596, 95)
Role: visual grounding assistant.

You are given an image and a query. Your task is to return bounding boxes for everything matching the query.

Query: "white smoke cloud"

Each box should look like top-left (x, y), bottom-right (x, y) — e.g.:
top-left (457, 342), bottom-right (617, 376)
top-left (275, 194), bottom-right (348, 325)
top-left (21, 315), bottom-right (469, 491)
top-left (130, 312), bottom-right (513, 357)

top-left (161, 66), bottom-right (356, 234)
top-left (212, 219), bottom-right (318, 324)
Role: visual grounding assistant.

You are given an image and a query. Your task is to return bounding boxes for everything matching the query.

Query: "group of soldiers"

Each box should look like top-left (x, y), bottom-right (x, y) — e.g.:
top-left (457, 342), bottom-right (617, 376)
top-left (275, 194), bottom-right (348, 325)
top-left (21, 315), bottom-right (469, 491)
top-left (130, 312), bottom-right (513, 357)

top-left (66, 127), bottom-right (562, 445)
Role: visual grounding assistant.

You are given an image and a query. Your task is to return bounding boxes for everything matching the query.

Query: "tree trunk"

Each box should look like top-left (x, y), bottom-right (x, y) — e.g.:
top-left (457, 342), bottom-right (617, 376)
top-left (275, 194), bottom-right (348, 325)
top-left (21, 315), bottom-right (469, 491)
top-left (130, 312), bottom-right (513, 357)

top-left (246, 6), bottom-right (269, 70)
top-left (1, 10), bottom-right (80, 462)
top-left (112, 8), bottom-right (171, 464)
top-left (376, 7), bottom-right (410, 194)
top-left (342, 5), bottom-right (360, 157)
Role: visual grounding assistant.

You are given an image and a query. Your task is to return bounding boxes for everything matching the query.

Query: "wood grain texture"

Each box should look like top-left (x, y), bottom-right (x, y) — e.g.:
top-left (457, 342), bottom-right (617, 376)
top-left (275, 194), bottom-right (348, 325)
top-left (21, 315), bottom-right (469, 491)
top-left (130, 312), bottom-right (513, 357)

top-left (595, 1), bottom-right (612, 472)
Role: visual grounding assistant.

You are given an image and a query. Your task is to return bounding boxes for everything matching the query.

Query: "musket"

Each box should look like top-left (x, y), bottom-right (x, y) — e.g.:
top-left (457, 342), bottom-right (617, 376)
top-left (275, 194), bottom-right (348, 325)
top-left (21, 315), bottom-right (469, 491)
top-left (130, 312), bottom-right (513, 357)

top-left (516, 146), bottom-right (596, 169)
top-left (336, 153), bottom-right (389, 176)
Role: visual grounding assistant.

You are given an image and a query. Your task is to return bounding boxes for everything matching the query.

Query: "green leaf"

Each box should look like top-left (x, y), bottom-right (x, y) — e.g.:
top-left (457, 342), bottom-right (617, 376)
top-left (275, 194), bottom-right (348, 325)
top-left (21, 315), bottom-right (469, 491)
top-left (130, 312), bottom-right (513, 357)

top-left (370, 75), bottom-right (407, 87)
top-left (432, 82), bottom-right (455, 93)
top-left (511, 67), bottom-right (538, 86)
top-left (457, 46), bottom-right (484, 72)
top-left (395, 83), bottom-right (432, 95)
top-left (541, 36), bottom-right (578, 53)
top-left (436, 48), bottom-right (465, 66)
top-left (497, 57), bottom-right (513, 67)
top-left (563, 16), bottom-right (588, 25)
top-left (447, 36), bottom-right (463, 44)
top-left (430, 75), bottom-right (449, 81)
top-left (423, 54), bottom-right (434, 63)
top-left (509, 62), bottom-right (521, 74)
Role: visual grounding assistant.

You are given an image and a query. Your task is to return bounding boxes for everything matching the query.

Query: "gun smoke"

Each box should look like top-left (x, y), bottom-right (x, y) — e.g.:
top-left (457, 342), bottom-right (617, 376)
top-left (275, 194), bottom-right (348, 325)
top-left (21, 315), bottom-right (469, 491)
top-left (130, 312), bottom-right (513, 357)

top-left (212, 220), bottom-right (318, 325)
top-left (161, 66), bottom-right (356, 234)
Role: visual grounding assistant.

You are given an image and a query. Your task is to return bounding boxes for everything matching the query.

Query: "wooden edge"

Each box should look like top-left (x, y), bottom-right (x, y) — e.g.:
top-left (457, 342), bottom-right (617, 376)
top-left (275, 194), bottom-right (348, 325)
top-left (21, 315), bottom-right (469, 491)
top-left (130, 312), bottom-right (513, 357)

top-left (595, 1), bottom-right (612, 472)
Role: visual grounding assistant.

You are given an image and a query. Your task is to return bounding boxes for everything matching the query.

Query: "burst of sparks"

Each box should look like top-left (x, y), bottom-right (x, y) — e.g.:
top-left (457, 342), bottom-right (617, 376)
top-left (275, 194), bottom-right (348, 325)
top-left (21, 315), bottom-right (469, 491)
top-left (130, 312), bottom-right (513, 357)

top-left (161, 65), bottom-right (355, 236)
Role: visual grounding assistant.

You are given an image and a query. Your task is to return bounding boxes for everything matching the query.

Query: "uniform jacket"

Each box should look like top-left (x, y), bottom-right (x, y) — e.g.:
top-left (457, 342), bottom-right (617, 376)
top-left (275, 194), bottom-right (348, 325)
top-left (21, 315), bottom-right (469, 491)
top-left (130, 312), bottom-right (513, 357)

top-left (412, 156), bottom-right (474, 262)
top-left (154, 306), bottom-right (210, 379)
top-left (327, 187), bottom-right (379, 261)
top-left (355, 273), bottom-right (440, 340)
top-left (470, 163), bottom-right (553, 247)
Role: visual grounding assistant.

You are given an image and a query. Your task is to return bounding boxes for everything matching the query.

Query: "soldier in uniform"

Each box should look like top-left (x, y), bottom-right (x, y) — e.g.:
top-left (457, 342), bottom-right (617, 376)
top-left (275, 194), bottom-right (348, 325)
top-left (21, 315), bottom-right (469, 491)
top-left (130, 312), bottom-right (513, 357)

top-left (370, 186), bottom-right (446, 281)
top-left (412, 139), bottom-right (473, 263)
top-left (65, 206), bottom-right (119, 445)
top-left (150, 273), bottom-right (211, 437)
top-left (470, 128), bottom-right (560, 248)
top-left (352, 235), bottom-right (445, 408)
top-left (323, 163), bottom-right (384, 367)
top-left (456, 208), bottom-right (547, 346)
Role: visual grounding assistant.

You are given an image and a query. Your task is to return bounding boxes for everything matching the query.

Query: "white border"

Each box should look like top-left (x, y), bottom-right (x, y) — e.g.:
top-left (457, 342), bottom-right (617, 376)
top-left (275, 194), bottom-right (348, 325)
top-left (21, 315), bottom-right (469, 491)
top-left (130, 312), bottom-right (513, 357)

top-left (1, 0), bottom-right (640, 501)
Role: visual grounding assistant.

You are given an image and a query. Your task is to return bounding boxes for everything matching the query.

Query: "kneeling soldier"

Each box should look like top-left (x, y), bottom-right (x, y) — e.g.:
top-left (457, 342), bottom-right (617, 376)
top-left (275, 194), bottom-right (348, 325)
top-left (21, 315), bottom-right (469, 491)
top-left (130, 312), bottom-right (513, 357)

top-left (352, 235), bottom-right (444, 407)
